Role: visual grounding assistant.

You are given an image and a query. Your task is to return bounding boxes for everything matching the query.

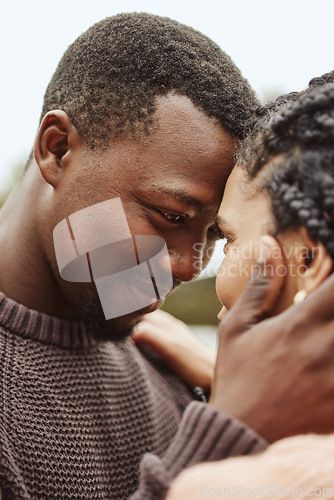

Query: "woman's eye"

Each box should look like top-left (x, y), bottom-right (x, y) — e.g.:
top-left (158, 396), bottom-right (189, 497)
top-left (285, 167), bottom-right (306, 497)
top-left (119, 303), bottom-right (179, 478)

top-left (159, 211), bottom-right (187, 224)
top-left (215, 226), bottom-right (227, 241)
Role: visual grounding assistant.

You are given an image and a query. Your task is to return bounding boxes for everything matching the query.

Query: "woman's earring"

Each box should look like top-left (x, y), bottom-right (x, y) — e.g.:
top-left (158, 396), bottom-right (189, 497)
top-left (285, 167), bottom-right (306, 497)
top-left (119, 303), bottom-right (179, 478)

top-left (293, 289), bottom-right (307, 304)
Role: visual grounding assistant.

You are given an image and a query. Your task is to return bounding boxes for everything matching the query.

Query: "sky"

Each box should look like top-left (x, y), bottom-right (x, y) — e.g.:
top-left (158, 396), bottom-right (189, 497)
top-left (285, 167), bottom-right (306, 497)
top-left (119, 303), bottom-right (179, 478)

top-left (1, 0), bottom-right (333, 192)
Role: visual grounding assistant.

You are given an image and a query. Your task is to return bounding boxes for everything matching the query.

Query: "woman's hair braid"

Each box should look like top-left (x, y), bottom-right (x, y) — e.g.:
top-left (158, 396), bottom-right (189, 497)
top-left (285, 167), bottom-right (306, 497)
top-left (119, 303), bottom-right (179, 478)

top-left (237, 73), bottom-right (334, 260)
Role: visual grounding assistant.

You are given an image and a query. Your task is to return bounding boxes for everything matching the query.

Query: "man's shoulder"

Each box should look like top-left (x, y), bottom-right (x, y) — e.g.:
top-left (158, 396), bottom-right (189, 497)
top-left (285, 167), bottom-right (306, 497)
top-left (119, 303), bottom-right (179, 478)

top-left (135, 342), bottom-right (193, 412)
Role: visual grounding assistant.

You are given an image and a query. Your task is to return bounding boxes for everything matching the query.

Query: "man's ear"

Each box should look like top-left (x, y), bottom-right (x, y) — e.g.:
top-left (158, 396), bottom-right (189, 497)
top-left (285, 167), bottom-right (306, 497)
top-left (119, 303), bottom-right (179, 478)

top-left (34, 110), bottom-right (79, 188)
top-left (296, 227), bottom-right (333, 294)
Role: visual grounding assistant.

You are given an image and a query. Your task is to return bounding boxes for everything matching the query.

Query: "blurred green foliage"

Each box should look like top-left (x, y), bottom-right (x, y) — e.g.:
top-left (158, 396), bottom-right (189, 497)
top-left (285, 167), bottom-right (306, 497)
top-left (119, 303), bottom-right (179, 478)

top-left (162, 277), bottom-right (221, 325)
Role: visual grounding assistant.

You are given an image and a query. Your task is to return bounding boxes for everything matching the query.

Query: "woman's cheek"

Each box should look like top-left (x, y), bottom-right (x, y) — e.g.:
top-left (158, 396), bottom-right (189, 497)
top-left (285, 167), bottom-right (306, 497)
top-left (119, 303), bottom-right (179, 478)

top-left (215, 242), bottom-right (259, 309)
top-left (215, 251), bottom-right (245, 309)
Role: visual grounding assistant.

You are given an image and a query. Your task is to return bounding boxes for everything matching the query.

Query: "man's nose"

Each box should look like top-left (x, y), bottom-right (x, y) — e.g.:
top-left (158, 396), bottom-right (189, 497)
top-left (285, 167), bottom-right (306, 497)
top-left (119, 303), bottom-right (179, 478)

top-left (168, 244), bottom-right (204, 283)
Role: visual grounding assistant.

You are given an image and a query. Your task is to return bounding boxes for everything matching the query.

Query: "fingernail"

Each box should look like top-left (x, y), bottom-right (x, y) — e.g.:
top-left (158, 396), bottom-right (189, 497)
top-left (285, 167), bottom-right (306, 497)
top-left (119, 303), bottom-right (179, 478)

top-left (250, 260), bottom-right (266, 281)
top-left (258, 235), bottom-right (273, 262)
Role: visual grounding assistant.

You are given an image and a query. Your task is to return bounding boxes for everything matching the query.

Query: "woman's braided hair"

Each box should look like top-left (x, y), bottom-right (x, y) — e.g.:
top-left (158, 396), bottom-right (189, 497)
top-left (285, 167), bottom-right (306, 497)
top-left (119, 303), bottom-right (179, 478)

top-left (237, 71), bottom-right (334, 260)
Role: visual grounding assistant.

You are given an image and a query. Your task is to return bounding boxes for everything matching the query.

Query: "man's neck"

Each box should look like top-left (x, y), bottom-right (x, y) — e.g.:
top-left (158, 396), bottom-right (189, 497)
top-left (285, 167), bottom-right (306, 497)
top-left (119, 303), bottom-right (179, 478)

top-left (0, 168), bottom-right (69, 317)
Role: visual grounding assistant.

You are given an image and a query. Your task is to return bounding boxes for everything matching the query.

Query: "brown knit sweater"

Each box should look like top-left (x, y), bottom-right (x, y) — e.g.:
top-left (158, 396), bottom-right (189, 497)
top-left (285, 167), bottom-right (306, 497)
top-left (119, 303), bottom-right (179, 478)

top-left (0, 292), bottom-right (267, 499)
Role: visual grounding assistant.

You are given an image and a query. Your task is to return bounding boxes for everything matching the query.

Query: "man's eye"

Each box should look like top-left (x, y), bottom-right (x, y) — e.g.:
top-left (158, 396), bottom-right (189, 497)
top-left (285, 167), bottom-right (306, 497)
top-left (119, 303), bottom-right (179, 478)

top-left (159, 211), bottom-right (187, 224)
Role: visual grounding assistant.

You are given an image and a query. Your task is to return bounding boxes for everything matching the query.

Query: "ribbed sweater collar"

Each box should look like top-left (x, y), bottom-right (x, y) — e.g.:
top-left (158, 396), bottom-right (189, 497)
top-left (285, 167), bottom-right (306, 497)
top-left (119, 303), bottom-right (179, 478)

top-left (0, 292), bottom-right (97, 350)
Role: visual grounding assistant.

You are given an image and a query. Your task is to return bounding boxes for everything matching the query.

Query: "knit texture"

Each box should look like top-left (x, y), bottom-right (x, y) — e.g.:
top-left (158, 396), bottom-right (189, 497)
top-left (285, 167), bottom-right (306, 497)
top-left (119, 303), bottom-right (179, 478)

top-left (167, 434), bottom-right (334, 499)
top-left (132, 403), bottom-right (268, 500)
top-left (0, 292), bottom-right (192, 499)
top-left (0, 292), bottom-right (268, 499)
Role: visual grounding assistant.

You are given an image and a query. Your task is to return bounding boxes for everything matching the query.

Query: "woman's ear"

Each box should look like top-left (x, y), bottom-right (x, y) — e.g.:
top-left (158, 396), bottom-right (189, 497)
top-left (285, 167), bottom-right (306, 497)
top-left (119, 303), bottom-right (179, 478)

top-left (34, 110), bottom-right (78, 188)
top-left (296, 227), bottom-right (333, 294)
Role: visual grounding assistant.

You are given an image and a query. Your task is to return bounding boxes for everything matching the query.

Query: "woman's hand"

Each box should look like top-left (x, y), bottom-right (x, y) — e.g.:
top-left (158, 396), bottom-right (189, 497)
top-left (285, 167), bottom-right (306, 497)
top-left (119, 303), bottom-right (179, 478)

top-left (210, 236), bottom-right (334, 442)
top-left (132, 309), bottom-right (216, 393)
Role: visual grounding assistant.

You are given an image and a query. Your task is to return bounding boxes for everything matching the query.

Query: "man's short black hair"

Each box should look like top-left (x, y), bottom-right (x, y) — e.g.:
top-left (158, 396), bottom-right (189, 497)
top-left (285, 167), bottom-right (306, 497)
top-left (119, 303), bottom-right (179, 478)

top-left (41, 12), bottom-right (259, 149)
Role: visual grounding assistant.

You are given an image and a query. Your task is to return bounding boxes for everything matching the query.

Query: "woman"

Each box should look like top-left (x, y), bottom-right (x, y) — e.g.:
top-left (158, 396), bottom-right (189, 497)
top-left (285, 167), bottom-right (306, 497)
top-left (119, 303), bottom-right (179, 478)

top-left (134, 72), bottom-right (334, 393)
top-left (216, 76), bottom-right (334, 317)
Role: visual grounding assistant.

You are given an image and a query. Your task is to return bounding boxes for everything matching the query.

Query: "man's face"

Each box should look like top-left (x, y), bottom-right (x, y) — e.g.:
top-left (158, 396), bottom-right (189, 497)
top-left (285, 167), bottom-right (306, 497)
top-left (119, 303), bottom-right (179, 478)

top-left (47, 94), bottom-right (236, 340)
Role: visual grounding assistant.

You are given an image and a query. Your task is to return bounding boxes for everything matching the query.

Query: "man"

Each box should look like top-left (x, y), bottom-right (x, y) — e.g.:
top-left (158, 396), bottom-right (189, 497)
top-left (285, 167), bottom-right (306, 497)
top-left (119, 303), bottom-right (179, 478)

top-left (1, 12), bottom-right (334, 500)
top-left (0, 13), bottom-right (259, 498)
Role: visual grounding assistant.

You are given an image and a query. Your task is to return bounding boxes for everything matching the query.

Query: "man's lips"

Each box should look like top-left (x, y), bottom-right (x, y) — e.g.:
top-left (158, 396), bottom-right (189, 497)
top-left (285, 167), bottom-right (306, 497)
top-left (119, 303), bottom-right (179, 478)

top-left (126, 277), bottom-right (180, 314)
top-left (107, 277), bottom-right (180, 321)
top-left (127, 274), bottom-right (180, 299)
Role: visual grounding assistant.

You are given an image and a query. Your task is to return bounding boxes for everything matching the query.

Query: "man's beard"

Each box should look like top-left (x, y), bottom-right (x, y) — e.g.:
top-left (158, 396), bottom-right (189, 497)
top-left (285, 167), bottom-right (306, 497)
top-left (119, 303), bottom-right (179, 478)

top-left (57, 274), bottom-right (178, 343)
top-left (79, 296), bottom-right (141, 343)
top-left (58, 281), bottom-right (142, 343)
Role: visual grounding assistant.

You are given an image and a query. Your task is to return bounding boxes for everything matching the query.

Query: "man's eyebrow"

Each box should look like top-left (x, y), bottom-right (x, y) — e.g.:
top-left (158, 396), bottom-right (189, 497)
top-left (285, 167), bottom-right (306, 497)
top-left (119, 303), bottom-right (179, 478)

top-left (153, 188), bottom-right (204, 211)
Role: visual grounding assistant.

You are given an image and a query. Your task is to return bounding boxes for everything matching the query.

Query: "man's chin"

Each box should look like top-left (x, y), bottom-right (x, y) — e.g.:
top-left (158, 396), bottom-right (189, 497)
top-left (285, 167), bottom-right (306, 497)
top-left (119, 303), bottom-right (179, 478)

top-left (79, 297), bottom-right (165, 343)
top-left (58, 278), bottom-right (168, 342)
